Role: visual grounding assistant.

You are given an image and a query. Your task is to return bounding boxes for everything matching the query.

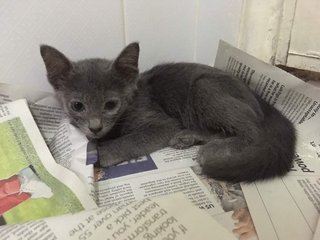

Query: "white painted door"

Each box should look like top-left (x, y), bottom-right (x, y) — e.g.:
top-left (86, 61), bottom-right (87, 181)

top-left (0, 0), bottom-right (243, 91)
top-left (285, 0), bottom-right (320, 71)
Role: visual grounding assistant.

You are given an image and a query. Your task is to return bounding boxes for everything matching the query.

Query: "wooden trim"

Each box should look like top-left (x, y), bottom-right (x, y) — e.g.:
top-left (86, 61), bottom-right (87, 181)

top-left (277, 64), bottom-right (320, 82)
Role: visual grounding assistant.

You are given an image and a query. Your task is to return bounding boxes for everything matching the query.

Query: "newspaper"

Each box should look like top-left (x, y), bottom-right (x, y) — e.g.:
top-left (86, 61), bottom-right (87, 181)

top-left (214, 40), bottom-right (320, 240)
top-left (0, 99), bottom-right (96, 225)
top-left (93, 149), bottom-right (258, 239)
top-left (214, 41), bottom-right (320, 125)
top-left (0, 193), bottom-right (236, 240)
top-left (313, 218), bottom-right (320, 240)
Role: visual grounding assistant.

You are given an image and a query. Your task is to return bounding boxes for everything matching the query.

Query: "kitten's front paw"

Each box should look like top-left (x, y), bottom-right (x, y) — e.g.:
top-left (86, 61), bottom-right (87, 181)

top-left (197, 145), bottom-right (207, 166)
top-left (169, 130), bottom-right (198, 149)
top-left (97, 145), bottom-right (126, 168)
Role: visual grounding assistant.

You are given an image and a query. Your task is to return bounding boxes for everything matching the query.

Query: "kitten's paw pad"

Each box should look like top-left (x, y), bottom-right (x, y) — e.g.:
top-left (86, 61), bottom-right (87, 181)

top-left (169, 132), bottom-right (197, 149)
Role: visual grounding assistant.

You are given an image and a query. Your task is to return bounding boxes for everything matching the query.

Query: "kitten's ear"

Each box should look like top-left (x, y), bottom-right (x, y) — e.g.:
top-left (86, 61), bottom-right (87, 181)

top-left (40, 45), bottom-right (72, 89)
top-left (112, 42), bottom-right (139, 80)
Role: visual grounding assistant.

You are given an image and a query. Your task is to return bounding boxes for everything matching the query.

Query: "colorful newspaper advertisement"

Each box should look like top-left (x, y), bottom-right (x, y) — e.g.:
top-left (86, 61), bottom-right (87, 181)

top-left (0, 83), bottom-right (95, 196)
top-left (0, 99), bottom-right (96, 225)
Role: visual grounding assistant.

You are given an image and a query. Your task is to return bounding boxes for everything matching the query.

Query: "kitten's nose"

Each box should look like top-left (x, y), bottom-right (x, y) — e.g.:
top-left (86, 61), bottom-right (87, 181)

top-left (89, 119), bottom-right (102, 134)
top-left (89, 126), bottom-right (102, 134)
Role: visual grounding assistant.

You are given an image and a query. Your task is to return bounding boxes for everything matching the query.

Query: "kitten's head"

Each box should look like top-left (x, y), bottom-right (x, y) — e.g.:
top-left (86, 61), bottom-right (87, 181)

top-left (40, 43), bottom-right (139, 139)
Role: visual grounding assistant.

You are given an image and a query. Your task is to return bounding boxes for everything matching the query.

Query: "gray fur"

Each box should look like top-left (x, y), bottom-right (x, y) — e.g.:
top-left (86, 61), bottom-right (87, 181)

top-left (40, 43), bottom-right (296, 183)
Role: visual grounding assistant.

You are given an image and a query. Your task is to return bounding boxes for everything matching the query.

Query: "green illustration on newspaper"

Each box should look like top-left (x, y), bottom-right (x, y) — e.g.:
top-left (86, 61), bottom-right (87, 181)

top-left (0, 117), bottom-right (83, 225)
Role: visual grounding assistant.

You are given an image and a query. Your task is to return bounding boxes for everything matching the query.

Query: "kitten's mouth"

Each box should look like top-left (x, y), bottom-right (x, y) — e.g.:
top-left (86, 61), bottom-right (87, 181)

top-left (87, 132), bottom-right (105, 140)
top-left (86, 126), bottom-right (110, 140)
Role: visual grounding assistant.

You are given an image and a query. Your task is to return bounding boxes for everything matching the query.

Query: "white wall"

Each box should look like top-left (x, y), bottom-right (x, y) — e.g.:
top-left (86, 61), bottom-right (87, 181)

top-left (0, 0), bottom-right (242, 92)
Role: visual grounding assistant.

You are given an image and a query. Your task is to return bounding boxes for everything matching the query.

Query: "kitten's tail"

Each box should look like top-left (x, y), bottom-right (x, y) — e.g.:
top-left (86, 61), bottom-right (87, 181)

top-left (198, 100), bottom-right (296, 183)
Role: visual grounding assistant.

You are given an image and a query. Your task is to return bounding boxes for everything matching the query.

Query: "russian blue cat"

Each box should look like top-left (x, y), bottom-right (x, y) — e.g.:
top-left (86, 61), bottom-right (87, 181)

top-left (40, 43), bottom-right (296, 182)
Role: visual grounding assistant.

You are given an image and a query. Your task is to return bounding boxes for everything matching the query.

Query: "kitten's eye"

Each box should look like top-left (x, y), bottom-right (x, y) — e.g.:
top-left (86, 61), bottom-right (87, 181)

top-left (104, 100), bottom-right (118, 111)
top-left (71, 101), bottom-right (85, 112)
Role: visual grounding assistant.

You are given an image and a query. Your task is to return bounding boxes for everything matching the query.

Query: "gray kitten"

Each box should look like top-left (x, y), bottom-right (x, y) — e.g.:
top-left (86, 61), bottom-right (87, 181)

top-left (40, 43), bottom-right (296, 183)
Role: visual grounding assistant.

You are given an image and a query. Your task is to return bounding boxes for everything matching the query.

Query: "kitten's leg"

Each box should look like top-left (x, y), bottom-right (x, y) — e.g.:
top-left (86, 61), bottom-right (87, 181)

top-left (98, 122), bottom-right (181, 167)
top-left (168, 129), bottom-right (219, 149)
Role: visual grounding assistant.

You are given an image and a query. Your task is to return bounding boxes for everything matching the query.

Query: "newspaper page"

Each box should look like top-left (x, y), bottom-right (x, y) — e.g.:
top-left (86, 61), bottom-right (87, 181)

top-left (93, 147), bottom-right (258, 240)
top-left (0, 193), bottom-right (236, 240)
top-left (215, 41), bottom-right (320, 125)
top-left (0, 99), bottom-right (96, 225)
top-left (214, 40), bottom-right (320, 240)
top-left (313, 218), bottom-right (320, 240)
top-left (0, 83), bottom-right (95, 195)
top-left (0, 83), bottom-right (62, 143)
top-left (243, 115), bottom-right (320, 240)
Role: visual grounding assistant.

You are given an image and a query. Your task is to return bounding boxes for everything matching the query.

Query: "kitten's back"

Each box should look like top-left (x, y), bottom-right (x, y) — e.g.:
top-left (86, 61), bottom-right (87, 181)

top-left (141, 63), bottom-right (263, 129)
top-left (141, 63), bottom-right (296, 182)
